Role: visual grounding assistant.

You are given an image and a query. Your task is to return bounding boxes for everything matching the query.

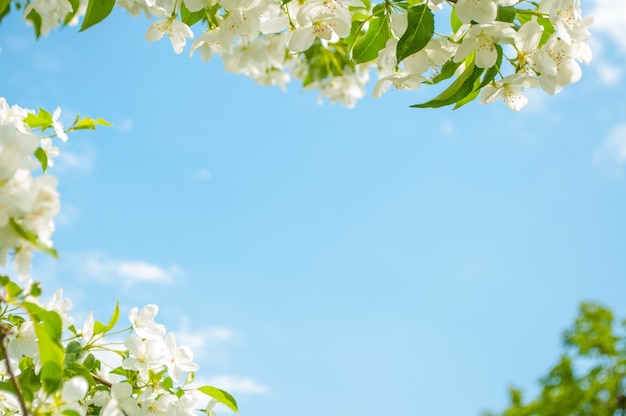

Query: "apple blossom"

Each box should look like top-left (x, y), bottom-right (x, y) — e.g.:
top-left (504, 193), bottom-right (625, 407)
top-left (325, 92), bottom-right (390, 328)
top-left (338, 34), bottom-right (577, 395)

top-left (146, 18), bottom-right (194, 54)
top-left (454, 22), bottom-right (516, 68)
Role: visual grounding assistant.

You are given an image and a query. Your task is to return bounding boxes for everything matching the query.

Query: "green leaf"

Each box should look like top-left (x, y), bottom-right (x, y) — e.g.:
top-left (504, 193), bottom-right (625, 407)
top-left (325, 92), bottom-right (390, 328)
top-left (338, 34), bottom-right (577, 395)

top-left (353, 15), bottom-right (390, 64)
top-left (93, 300), bottom-right (120, 335)
top-left (65, 362), bottom-right (96, 385)
top-left (63, 0), bottom-right (81, 25)
top-left (22, 302), bottom-right (65, 374)
top-left (9, 218), bottom-right (58, 259)
top-left (71, 116), bottom-right (112, 130)
top-left (29, 281), bottom-right (42, 297)
top-left (80, 0), bottom-right (115, 31)
top-left (371, 3), bottom-right (386, 16)
top-left (430, 60), bottom-right (462, 85)
top-left (34, 147), bottom-right (48, 173)
top-left (411, 62), bottom-right (484, 108)
top-left (24, 108), bottom-right (53, 130)
top-left (0, 381), bottom-right (16, 395)
top-left (453, 77), bottom-right (481, 109)
top-left (0, 0), bottom-right (10, 22)
top-left (396, 4), bottom-right (434, 63)
top-left (41, 361), bottom-right (63, 394)
top-left (180, 2), bottom-right (205, 26)
top-left (63, 411), bottom-right (82, 416)
top-left (496, 6), bottom-right (516, 23)
top-left (2, 280), bottom-right (24, 300)
top-left (17, 367), bottom-right (40, 401)
top-left (25, 8), bottom-right (42, 38)
top-left (450, 5), bottom-right (462, 33)
top-left (198, 386), bottom-right (239, 413)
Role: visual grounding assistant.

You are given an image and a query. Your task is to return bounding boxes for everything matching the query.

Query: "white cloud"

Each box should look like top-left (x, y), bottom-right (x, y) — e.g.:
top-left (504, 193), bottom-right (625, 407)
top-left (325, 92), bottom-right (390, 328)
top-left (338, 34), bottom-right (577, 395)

top-left (56, 146), bottom-right (95, 175)
top-left (117, 118), bottom-right (135, 135)
top-left (175, 321), bottom-right (240, 362)
top-left (55, 202), bottom-right (80, 228)
top-left (202, 375), bottom-right (270, 395)
top-left (178, 326), bottom-right (237, 350)
top-left (596, 62), bottom-right (622, 85)
top-left (590, 0), bottom-right (626, 52)
top-left (594, 123), bottom-right (626, 178)
top-left (74, 252), bottom-right (182, 286)
top-left (440, 122), bottom-right (454, 137)
top-left (193, 168), bottom-right (212, 181)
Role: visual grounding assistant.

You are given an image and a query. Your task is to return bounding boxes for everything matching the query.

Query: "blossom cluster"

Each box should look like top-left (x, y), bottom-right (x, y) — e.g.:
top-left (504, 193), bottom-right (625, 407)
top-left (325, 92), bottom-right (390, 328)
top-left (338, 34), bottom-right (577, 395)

top-left (8, 0), bottom-right (592, 110)
top-left (0, 97), bottom-right (64, 279)
top-left (0, 98), bottom-right (236, 415)
top-left (0, 280), bottom-right (233, 415)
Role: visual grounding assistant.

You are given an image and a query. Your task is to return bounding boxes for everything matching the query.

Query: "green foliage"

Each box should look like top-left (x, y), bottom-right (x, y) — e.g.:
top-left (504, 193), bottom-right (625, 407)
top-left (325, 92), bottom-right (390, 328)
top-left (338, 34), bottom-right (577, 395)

top-left (353, 14), bottom-right (390, 64)
top-left (0, 0), bottom-right (10, 21)
top-left (412, 60), bottom-right (484, 108)
top-left (495, 6), bottom-right (516, 24)
top-left (93, 300), bottom-right (120, 335)
top-left (24, 108), bottom-right (54, 130)
top-left (69, 115), bottom-right (113, 131)
top-left (180, 2), bottom-right (205, 27)
top-left (199, 385), bottom-right (239, 413)
top-left (396, 4), bottom-right (434, 63)
top-left (9, 218), bottom-right (59, 258)
top-left (80, 0), bottom-right (115, 31)
top-left (484, 302), bottom-right (626, 416)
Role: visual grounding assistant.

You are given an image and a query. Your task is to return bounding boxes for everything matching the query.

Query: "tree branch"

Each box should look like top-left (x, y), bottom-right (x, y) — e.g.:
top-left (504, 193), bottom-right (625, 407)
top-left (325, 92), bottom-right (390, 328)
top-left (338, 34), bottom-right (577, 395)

top-left (0, 324), bottom-right (29, 416)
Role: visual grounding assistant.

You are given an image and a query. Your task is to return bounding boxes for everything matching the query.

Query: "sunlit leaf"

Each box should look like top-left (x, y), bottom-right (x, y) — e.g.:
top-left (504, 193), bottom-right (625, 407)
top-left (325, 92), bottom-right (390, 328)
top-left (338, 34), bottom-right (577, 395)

top-left (80, 0), bottom-right (115, 31)
top-left (396, 4), bottom-right (434, 63)
top-left (198, 386), bottom-right (239, 413)
top-left (353, 15), bottom-right (390, 63)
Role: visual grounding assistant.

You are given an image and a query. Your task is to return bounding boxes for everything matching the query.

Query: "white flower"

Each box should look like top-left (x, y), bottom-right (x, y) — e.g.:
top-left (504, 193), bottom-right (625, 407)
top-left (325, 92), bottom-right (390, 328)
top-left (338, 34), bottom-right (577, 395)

top-left (480, 73), bottom-right (539, 111)
top-left (0, 124), bottom-right (40, 181)
top-left (40, 138), bottom-right (60, 168)
top-left (129, 304), bottom-right (166, 339)
top-left (308, 70), bottom-right (368, 108)
top-left (454, 22), bottom-right (516, 68)
top-left (287, 0), bottom-right (352, 52)
top-left (46, 287), bottom-right (73, 329)
top-left (190, 29), bottom-right (225, 62)
top-left (99, 382), bottom-right (141, 416)
top-left (373, 72), bottom-right (425, 98)
top-left (514, 21), bottom-right (554, 75)
top-left (122, 334), bottom-right (166, 380)
top-left (146, 18), bottom-right (194, 54)
top-left (455, 0), bottom-right (497, 24)
top-left (0, 97), bottom-right (32, 133)
top-left (174, 391), bottom-right (202, 416)
top-left (7, 321), bottom-right (39, 359)
top-left (139, 389), bottom-right (178, 415)
top-left (62, 376), bottom-right (89, 402)
top-left (183, 0), bottom-right (210, 12)
top-left (539, 35), bottom-right (585, 94)
top-left (164, 333), bottom-right (199, 383)
top-left (0, 391), bottom-right (19, 413)
top-left (51, 107), bottom-right (68, 142)
top-left (80, 311), bottom-right (105, 347)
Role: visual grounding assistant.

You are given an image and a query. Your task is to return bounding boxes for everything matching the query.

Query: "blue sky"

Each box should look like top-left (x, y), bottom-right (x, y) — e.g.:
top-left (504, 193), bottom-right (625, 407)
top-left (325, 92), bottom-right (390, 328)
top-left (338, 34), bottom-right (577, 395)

top-left (2, 1), bottom-right (626, 415)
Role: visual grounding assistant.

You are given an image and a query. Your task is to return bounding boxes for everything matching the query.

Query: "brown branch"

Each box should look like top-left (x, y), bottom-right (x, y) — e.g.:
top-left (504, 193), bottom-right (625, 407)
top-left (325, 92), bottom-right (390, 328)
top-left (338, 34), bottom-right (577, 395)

top-left (91, 373), bottom-right (112, 388)
top-left (0, 324), bottom-right (29, 416)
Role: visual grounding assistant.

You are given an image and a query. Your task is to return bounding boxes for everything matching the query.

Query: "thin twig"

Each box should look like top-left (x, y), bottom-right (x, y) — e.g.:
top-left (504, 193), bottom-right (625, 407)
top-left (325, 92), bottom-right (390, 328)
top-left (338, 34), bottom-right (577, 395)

top-left (0, 324), bottom-right (29, 416)
top-left (91, 373), bottom-right (113, 388)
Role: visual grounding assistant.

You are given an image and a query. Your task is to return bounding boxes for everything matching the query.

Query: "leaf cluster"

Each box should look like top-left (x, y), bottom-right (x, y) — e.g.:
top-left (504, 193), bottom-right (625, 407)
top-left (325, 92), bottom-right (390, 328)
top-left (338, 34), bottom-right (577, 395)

top-left (484, 302), bottom-right (626, 416)
top-left (0, 276), bottom-right (239, 415)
